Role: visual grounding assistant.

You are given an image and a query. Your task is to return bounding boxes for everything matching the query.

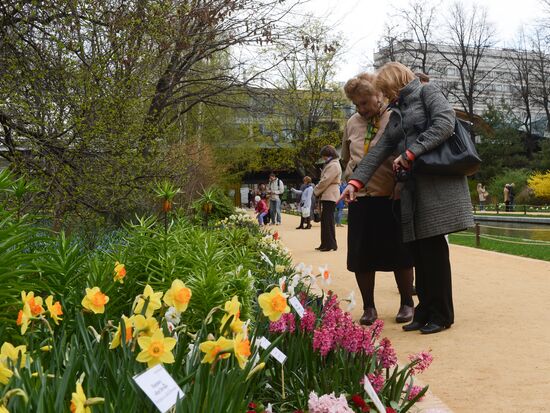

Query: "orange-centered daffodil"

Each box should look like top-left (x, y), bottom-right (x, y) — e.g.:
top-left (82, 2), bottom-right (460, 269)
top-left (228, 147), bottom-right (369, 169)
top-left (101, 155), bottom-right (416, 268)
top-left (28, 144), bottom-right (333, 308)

top-left (109, 316), bottom-right (133, 349)
top-left (70, 382), bottom-right (91, 413)
top-left (162, 279), bottom-right (191, 313)
top-left (81, 287), bottom-right (109, 314)
top-left (199, 336), bottom-right (233, 364)
top-left (233, 334), bottom-right (251, 369)
top-left (21, 291), bottom-right (44, 316)
top-left (257, 287), bottom-right (290, 322)
top-left (113, 262), bottom-right (127, 283)
top-left (45, 295), bottom-right (63, 324)
top-left (16, 303), bottom-right (32, 335)
top-left (136, 330), bottom-right (176, 367)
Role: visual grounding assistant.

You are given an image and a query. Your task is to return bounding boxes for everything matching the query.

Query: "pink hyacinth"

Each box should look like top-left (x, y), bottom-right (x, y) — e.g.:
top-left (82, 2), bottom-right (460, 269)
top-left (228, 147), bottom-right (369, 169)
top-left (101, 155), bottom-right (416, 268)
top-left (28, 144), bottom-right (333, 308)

top-left (308, 392), bottom-right (354, 413)
top-left (367, 371), bottom-right (385, 393)
top-left (408, 351), bottom-right (433, 375)
top-left (377, 338), bottom-right (398, 369)
top-left (269, 312), bottom-right (296, 334)
top-left (406, 384), bottom-right (425, 401)
top-left (368, 319), bottom-right (384, 340)
top-left (311, 293), bottom-right (380, 357)
top-left (300, 308), bottom-right (317, 333)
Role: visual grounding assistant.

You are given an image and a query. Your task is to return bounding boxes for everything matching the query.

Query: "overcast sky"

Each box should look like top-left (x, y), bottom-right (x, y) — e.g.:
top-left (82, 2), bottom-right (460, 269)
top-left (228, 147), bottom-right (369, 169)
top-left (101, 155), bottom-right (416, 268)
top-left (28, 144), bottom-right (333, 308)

top-left (296, 0), bottom-right (545, 81)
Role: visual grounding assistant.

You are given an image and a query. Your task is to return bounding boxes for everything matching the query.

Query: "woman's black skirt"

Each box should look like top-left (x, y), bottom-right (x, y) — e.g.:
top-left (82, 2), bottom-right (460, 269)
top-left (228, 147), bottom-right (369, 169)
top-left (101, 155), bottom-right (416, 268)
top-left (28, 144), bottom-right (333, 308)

top-left (347, 196), bottom-right (413, 272)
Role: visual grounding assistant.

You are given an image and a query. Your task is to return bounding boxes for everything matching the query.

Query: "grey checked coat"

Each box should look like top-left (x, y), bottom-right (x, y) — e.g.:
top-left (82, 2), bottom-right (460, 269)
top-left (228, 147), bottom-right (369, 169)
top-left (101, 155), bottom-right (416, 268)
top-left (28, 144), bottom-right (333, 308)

top-left (350, 78), bottom-right (474, 242)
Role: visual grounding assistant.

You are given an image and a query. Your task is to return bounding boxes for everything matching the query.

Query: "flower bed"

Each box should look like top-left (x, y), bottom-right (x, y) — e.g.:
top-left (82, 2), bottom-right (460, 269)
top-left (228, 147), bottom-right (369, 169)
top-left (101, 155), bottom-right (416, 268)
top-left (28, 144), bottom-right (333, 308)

top-left (0, 189), bottom-right (431, 412)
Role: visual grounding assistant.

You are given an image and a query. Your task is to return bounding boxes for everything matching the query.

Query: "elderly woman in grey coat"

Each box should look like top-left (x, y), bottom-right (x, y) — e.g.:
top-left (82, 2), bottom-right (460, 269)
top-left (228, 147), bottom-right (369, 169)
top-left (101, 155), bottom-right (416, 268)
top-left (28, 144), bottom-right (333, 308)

top-left (341, 62), bottom-right (474, 334)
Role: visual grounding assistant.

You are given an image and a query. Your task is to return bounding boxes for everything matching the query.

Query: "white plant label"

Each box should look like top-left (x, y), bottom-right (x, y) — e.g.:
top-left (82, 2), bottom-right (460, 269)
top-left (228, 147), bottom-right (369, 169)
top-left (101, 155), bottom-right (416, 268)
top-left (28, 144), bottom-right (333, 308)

top-left (288, 296), bottom-right (305, 318)
top-left (133, 364), bottom-right (184, 413)
top-left (258, 336), bottom-right (287, 364)
top-left (363, 375), bottom-right (386, 413)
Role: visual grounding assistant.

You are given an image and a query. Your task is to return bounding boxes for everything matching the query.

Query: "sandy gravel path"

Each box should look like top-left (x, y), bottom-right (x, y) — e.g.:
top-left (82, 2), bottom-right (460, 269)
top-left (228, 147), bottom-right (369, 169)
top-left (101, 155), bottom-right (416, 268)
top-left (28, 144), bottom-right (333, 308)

top-left (274, 213), bottom-right (550, 412)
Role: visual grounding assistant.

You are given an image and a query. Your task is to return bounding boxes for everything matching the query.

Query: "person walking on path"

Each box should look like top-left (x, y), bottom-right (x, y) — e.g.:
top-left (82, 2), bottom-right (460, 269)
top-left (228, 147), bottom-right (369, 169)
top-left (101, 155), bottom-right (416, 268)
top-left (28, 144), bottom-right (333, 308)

top-left (477, 183), bottom-right (488, 211)
top-left (267, 173), bottom-right (284, 225)
top-left (340, 62), bottom-right (474, 334)
top-left (341, 72), bottom-right (415, 326)
top-left (291, 176), bottom-right (314, 229)
top-left (314, 145), bottom-right (342, 252)
top-left (502, 184), bottom-right (512, 212)
top-left (335, 182), bottom-right (346, 227)
top-left (255, 195), bottom-right (268, 226)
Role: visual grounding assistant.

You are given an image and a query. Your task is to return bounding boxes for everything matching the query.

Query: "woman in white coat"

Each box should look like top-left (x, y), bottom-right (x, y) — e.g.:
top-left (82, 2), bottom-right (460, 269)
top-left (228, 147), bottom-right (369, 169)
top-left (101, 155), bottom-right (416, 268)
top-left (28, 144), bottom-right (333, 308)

top-left (291, 176), bottom-right (314, 229)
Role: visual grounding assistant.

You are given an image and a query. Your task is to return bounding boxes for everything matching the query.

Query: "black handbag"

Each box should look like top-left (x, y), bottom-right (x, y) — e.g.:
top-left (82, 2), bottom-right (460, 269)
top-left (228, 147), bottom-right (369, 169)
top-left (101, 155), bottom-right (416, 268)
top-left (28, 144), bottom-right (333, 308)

top-left (413, 87), bottom-right (482, 176)
top-left (313, 210), bottom-right (321, 223)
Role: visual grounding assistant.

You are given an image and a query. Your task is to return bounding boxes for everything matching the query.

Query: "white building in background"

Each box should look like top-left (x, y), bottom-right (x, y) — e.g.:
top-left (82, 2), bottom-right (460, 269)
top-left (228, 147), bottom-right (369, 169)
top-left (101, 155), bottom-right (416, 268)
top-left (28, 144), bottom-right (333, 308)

top-left (373, 40), bottom-right (548, 134)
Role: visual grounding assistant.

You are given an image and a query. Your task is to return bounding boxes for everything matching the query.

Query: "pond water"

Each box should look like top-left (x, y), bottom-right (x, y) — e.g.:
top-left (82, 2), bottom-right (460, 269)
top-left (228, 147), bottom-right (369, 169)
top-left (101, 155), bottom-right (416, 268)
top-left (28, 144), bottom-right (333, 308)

top-left (475, 221), bottom-right (550, 242)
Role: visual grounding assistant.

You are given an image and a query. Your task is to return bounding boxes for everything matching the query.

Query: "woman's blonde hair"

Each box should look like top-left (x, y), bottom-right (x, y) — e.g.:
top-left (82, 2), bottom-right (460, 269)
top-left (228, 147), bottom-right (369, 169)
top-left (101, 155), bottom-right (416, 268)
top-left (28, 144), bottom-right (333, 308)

top-left (303, 176), bottom-right (312, 184)
top-left (343, 72), bottom-right (377, 101)
top-left (375, 62), bottom-right (416, 101)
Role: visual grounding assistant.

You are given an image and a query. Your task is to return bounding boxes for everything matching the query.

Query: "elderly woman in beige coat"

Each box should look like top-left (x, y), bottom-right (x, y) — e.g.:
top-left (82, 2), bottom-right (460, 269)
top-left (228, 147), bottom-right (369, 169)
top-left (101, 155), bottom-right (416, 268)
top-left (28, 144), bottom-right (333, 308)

top-left (313, 145), bottom-right (342, 252)
top-left (342, 73), bottom-right (414, 326)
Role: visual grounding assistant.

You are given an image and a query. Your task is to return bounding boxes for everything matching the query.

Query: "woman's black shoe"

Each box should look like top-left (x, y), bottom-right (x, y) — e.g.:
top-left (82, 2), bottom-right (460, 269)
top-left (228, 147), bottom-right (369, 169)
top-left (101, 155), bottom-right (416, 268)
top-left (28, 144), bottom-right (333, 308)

top-left (315, 246), bottom-right (323, 251)
top-left (319, 247), bottom-right (337, 252)
top-left (420, 322), bottom-right (450, 335)
top-left (402, 321), bottom-right (425, 332)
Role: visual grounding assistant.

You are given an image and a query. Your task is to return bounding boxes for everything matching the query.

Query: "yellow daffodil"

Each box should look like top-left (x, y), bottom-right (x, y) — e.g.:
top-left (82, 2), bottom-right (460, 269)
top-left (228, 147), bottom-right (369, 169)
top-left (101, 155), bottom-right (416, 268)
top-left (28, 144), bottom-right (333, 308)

top-left (81, 287), bottom-right (109, 314)
top-left (134, 285), bottom-right (162, 317)
top-left (109, 316), bottom-right (133, 349)
top-left (0, 403), bottom-right (8, 413)
top-left (199, 336), bottom-right (233, 364)
top-left (70, 382), bottom-right (90, 413)
top-left (0, 360), bottom-right (12, 385)
top-left (21, 291), bottom-right (44, 316)
top-left (233, 334), bottom-right (251, 369)
top-left (162, 279), bottom-right (191, 313)
top-left (136, 330), bottom-right (176, 368)
top-left (220, 296), bottom-right (244, 335)
top-left (113, 262), bottom-right (126, 283)
top-left (131, 314), bottom-right (159, 337)
top-left (0, 343), bottom-right (29, 367)
top-left (257, 287), bottom-right (290, 322)
top-left (45, 295), bottom-right (63, 324)
top-left (16, 304), bottom-right (32, 335)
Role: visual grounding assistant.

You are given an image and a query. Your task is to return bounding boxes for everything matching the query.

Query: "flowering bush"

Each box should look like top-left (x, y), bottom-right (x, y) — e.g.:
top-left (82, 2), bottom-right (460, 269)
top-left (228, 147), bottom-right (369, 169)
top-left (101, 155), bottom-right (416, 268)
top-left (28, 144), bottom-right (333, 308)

top-left (0, 176), bottom-right (430, 413)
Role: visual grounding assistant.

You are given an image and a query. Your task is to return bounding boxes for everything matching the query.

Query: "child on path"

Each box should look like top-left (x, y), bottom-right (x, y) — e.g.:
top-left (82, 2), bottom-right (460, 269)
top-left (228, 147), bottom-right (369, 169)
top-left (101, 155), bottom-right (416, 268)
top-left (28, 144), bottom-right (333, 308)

top-left (255, 195), bottom-right (268, 226)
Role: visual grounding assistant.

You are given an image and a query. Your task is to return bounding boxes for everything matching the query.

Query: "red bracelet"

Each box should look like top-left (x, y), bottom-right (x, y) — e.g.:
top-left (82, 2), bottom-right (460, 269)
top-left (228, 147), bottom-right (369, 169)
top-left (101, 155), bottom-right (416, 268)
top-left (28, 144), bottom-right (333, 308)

top-left (349, 179), bottom-right (364, 190)
top-left (406, 150), bottom-right (416, 161)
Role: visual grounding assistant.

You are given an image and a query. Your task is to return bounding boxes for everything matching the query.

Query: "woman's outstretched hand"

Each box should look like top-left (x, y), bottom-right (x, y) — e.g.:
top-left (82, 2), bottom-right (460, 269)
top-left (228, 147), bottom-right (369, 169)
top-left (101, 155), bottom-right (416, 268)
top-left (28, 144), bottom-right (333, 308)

top-left (338, 184), bottom-right (357, 204)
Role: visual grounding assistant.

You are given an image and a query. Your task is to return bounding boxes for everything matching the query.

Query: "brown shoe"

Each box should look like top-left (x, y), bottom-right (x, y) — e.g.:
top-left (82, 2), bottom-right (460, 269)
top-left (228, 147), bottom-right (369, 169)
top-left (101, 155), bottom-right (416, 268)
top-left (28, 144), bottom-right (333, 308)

top-left (395, 305), bottom-right (414, 323)
top-left (359, 308), bottom-right (378, 326)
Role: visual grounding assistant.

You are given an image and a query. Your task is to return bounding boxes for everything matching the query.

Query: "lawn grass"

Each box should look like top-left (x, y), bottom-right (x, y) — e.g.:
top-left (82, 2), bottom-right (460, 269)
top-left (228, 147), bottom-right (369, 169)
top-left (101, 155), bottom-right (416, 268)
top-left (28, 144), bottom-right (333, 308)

top-left (449, 233), bottom-right (550, 262)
